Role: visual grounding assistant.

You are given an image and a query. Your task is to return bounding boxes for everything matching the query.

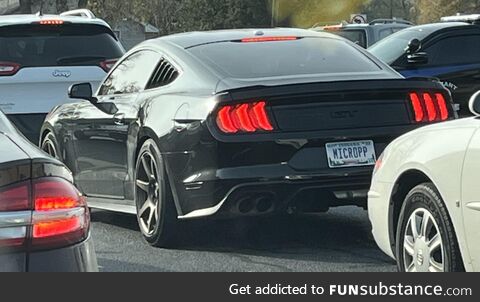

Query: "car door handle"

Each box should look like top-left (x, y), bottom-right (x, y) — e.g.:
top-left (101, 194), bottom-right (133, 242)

top-left (113, 113), bottom-right (126, 125)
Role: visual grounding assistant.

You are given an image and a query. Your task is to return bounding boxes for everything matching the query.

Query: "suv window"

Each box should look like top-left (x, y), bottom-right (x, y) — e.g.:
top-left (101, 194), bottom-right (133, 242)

top-left (189, 37), bottom-right (380, 79)
top-left (99, 50), bottom-right (160, 95)
top-left (0, 24), bottom-right (124, 68)
top-left (334, 30), bottom-right (367, 47)
top-left (425, 35), bottom-right (480, 66)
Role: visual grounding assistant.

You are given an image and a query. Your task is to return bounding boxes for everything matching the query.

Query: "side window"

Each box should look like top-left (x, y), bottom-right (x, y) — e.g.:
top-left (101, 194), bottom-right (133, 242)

top-left (425, 35), bottom-right (480, 66)
top-left (99, 50), bottom-right (160, 95)
top-left (146, 58), bottom-right (179, 89)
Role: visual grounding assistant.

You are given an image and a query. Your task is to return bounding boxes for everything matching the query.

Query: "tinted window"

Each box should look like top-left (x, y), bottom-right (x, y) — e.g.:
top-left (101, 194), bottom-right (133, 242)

top-left (334, 30), bottom-right (367, 47)
top-left (426, 35), bottom-right (480, 66)
top-left (378, 28), bottom-right (393, 40)
top-left (369, 28), bottom-right (432, 65)
top-left (189, 37), bottom-right (380, 79)
top-left (99, 50), bottom-right (160, 95)
top-left (0, 24), bottom-right (124, 68)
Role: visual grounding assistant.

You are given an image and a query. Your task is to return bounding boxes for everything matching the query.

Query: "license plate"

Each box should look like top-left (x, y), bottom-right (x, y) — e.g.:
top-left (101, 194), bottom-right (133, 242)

top-left (326, 140), bottom-right (376, 168)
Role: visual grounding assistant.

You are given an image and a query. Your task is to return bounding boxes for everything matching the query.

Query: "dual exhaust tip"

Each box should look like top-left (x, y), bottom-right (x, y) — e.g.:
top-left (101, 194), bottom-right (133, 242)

top-left (235, 193), bottom-right (275, 215)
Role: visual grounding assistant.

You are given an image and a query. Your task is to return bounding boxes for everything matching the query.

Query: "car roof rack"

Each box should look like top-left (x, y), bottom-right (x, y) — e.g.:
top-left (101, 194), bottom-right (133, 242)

top-left (369, 19), bottom-right (414, 25)
top-left (441, 14), bottom-right (480, 24)
top-left (60, 9), bottom-right (96, 19)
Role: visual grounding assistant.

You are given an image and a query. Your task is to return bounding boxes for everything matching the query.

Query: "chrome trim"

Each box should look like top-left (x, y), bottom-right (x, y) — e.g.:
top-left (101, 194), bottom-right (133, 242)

top-left (466, 202), bottom-right (480, 212)
top-left (0, 211), bottom-right (31, 228)
top-left (32, 208), bottom-right (85, 223)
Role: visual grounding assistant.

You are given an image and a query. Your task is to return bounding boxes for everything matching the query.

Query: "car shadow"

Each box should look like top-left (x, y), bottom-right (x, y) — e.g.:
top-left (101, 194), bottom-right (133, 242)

top-left (90, 207), bottom-right (396, 267)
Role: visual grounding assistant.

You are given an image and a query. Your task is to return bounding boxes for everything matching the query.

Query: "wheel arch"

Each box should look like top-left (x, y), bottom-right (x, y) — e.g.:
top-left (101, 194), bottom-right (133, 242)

top-left (388, 169), bottom-right (432, 256)
top-left (135, 127), bottom-right (183, 217)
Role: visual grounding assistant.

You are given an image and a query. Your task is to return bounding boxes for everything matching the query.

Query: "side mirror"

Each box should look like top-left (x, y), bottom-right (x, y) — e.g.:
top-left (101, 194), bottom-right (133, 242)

top-left (69, 83), bottom-right (97, 103)
top-left (407, 52), bottom-right (428, 65)
top-left (405, 38), bottom-right (421, 54)
top-left (469, 91), bottom-right (480, 116)
top-left (68, 83), bottom-right (118, 115)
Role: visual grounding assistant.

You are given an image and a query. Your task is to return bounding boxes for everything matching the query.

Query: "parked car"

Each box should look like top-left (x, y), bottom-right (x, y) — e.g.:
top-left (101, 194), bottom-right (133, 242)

top-left (369, 92), bottom-right (480, 272)
top-left (369, 14), bottom-right (480, 117)
top-left (314, 19), bottom-right (413, 48)
top-left (0, 109), bottom-right (96, 272)
top-left (0, 9), bottom-right (124, 143)
top-left (40, 28), bottom-right (455, 247)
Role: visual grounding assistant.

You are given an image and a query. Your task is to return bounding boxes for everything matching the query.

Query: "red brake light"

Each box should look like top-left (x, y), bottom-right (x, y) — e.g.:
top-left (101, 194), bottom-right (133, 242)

top-left (0, 178), bottom-right (89, 250)
top-left (435, 93), bottom-right (449, 121)
top-left (409, 92), bottom-right (450, 123)
top-left (409, 92), bottom-right (424, 122)
top-left (32, 178), bottom-right (88, 249)
top-left (39, 20), bottom-right (64, 25)
top-left (217, 106), bottom-right (238, 134)
top-left (423, 93), bottom-right (437, 122)
top-left (100, 59), bottom-right (118, 72)
top-left (0, 62), bottom-right (21, 76)
top-left (216, 101), bottom-right (275, 134)
top-left (241, 36), bottom-right (298, 43)
top-left (249, 101), bottom-right (274, 131)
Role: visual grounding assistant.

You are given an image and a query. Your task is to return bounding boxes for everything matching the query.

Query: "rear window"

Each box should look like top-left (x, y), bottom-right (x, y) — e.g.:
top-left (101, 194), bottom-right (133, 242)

top-left (332, 29), bottom-right (367, 48)
top-left (0, 24), bottom-right (124, 68)
top-left (188, 37), bottom-right (381, 79)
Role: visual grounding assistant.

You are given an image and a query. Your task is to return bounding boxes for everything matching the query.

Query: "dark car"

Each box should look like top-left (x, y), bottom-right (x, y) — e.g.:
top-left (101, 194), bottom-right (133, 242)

top-left (40, 28), bottom-right (455, 247)
top-left (0, 110), bottom-right (97, 272)
top-left (316, 19), bottom-right (413, 48)
top-left (369, 15), bottom-right (480, 116)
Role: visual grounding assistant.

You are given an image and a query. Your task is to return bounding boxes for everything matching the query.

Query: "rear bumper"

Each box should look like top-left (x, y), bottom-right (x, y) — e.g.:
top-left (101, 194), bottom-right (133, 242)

top-left (7, 113), bottom-right (47, 144)
top-left (28, 235), bottom-right (98, 272)
top-left (0, 235), bottom-right (98, 272)
top-left (176, 165), bottom-right (373, 219)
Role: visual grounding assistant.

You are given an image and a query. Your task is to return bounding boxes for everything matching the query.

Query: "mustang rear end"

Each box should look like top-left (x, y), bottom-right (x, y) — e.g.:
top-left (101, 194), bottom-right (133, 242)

top-left (171, 78), bottom-right (455, 219)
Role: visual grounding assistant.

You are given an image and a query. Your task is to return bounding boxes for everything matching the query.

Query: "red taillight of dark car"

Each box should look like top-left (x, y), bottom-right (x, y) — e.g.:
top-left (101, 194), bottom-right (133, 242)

top-left (409, 92), bottom-right (450, 123)
top-left (0, 178), bottom-right (89, 251)
top-left (216, 101), bottom-right (275, 134)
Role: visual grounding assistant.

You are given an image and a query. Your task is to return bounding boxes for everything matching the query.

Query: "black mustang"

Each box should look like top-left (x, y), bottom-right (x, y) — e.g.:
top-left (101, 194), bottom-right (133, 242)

top-left (40, 28), bottom-right (455, 247)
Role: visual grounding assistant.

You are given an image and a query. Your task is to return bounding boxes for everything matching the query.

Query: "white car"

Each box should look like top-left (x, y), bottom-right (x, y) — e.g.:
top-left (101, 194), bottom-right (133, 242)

top-left (369, 92), bottom-right (480, 272)
top-left (0, 9), bottom-right (124, 143)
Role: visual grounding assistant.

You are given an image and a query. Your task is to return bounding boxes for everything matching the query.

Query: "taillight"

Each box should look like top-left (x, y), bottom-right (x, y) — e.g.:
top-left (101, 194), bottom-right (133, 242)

top-left (0, 178), bottom-right (89, 251)
top-left (100, 59), bottom-right (118, 72)
top-left (408, 92), bottom-right (450, 123)
top-left (216, 101), bottom-right (275, 134)
top-left (0, 62), bottom-right (21, 76)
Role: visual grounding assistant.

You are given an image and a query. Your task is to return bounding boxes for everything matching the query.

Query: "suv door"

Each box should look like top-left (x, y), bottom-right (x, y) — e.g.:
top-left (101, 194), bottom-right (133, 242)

top-left (398, 30), bottom-right (480, 116)
top-left (72, 49), bottom-right (161, 200)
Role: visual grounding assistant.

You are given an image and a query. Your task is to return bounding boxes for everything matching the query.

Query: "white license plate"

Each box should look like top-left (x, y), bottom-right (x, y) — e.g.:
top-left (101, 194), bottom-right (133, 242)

top-left (326, 140), bottom-right (376, 168)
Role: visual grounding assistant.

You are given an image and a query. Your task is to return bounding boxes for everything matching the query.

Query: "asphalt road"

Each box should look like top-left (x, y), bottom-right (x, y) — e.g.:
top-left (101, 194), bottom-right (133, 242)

top-left (91, 207), bottom-right (397, 272)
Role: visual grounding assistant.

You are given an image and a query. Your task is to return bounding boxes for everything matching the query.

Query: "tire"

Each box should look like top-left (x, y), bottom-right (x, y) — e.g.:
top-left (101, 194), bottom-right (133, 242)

top-left (134, 139), bottom-right (178, 247)
top-left (41, 132), bottom-right (60, 160)
top-left (396, 183), bottom-right (464, 272)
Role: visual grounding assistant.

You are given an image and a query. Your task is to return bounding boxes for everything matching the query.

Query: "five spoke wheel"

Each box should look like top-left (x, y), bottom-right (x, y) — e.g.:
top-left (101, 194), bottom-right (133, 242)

top-left (136, 148), bottom-right (161, 237)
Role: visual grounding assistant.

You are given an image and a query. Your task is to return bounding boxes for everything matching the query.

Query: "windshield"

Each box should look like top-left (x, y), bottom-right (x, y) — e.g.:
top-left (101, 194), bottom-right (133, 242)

top-left (189, 37), bottom-right (381, 79)
top-left (0, 24), bottom-right (124, 68)
top-left (369, 28), bottom-right (431, 65)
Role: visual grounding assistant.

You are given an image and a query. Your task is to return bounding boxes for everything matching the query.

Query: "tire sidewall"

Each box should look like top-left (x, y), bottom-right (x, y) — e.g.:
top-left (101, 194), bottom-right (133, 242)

top-left (42, 132), bottom-right (61, 160)
top-left (396, 184), bottom-right (457, 272)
